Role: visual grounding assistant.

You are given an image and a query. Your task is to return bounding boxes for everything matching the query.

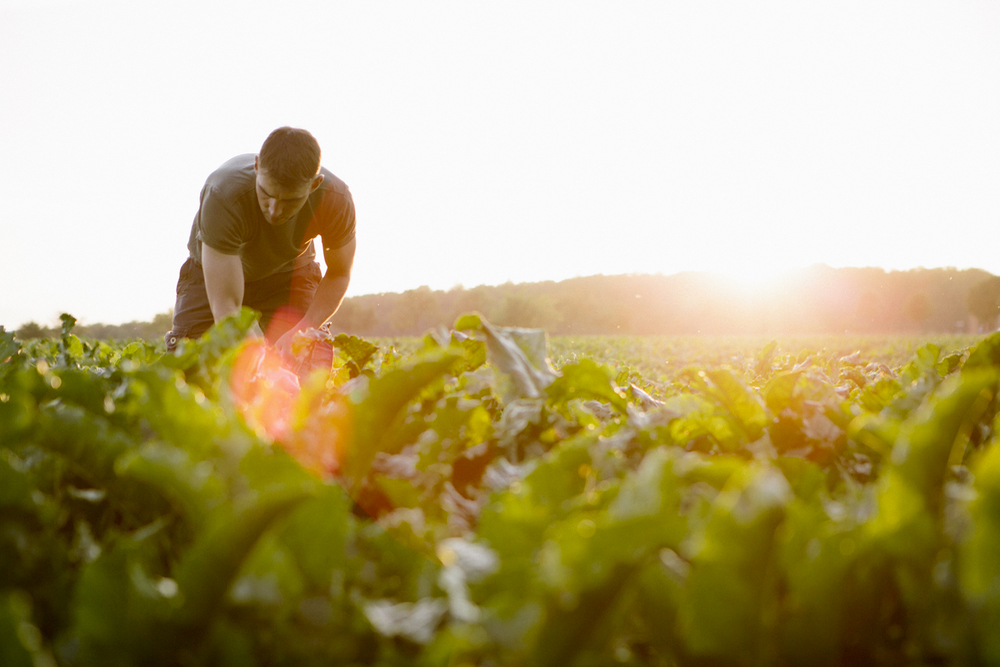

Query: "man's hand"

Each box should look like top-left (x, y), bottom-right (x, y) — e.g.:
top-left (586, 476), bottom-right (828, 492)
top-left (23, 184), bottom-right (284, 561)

top-left (275, 238), bottom-right (356, 360)
top-left (273, 327), bottom-right (300, 360)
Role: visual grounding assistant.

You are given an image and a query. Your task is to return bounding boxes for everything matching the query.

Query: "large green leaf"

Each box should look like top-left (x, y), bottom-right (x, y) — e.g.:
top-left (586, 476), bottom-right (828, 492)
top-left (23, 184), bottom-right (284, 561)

top-left (546, 358), bottom-right (628, 413)
top-left (72, 523), bottom-right (178, 667)
top-left (334, 333), bottom-right (379, 372)
top-left (118, 366), bottom-right (242, 458)
top-left (677, 464), bottom-right (791, 663)
top-left (456, 313), bottom-right (557, 401)
top-left (161, 308), bottom-right (259, 396)
top-left (963, 330), bottom-right (1000, 371)
top-left (30, 403), bottom-right (138, 485)
top-left (115, 442), bottom-right (228, 528)
top-left (171, 483), bottom-right (315, 632)
top-left (891, 368), bottom-right (996, 507)
top-left (525, 563), bottom-right (635, 667)
top-left (960, 443), bottom-right (1000, 664)
top-left (341, 348), bottom-right (464, 489)
top-left (703, 368), bottom-right (771, 441)
top-left (774, 493), bottom-right (866, 666)
top-left (277, 484), bottom-right (355, 591)
top-left (867, 368), bottom-right (997, 567)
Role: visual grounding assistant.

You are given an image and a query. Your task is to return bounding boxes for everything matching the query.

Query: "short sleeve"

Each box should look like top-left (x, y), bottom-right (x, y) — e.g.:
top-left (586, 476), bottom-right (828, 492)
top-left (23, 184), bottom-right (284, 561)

top-left (197, 185), bottom-right (246, 255)
top-left (314, 186), bottom-right (356, 251)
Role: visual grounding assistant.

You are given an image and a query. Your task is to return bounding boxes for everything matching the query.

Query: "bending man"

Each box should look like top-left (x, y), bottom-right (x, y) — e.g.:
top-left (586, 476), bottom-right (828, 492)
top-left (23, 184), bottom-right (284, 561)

top-left (165, 127), bottom-right (356, 356)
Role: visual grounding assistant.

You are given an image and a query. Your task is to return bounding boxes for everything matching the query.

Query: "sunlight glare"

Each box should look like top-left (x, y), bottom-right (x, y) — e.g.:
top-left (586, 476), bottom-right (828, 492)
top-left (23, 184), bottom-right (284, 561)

top-left (228, 337), bottom-right (349, 478)
top-left (714, 261), bottom-right (796, 299)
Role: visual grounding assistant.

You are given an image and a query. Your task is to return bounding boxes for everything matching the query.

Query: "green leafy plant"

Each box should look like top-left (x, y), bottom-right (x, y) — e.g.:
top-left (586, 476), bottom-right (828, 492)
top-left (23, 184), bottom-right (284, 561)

top-left (3, 313), bottom-right (1000, 665)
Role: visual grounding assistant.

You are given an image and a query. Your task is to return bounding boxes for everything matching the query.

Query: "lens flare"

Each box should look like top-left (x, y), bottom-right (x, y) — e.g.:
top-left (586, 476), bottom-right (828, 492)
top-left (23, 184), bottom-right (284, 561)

top-left (230, 340), bottom-right (300, 441)
top-left (283, 371), bottom-right (352, 477)
top-left (229, 338), bottom-right (349, 477)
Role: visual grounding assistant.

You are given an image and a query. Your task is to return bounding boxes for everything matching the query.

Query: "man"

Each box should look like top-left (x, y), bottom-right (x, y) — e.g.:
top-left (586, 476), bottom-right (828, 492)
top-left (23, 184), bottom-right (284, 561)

top-left (165, 127), bottom-right (356, 357)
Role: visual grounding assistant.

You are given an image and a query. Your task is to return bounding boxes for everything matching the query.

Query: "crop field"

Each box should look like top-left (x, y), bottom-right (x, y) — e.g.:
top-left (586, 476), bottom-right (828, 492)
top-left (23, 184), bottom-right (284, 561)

top-left (550, 334), bottom-right (984, 393)
top-left (2, 313), bottom-right (1000, 666)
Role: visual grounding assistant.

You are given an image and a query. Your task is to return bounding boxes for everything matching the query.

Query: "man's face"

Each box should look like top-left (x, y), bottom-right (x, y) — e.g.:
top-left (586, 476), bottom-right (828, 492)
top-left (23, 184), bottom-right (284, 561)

top-left (253, 156), bottom-right (323, 226)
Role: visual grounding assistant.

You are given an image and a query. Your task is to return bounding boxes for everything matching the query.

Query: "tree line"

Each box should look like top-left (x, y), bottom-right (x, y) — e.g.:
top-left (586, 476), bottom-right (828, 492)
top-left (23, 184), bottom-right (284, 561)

top-left (14, 312), bottom-right (174, 342)
top-left (327, 265), bottom-right (1000, 337)
top-left (14, 265), bottom-right (1000, 341)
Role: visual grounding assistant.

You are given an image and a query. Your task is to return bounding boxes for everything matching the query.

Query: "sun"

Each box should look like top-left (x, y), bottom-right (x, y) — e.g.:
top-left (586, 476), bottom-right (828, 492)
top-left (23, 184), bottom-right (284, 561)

top-left (713, 261), bottom-right (795, 299)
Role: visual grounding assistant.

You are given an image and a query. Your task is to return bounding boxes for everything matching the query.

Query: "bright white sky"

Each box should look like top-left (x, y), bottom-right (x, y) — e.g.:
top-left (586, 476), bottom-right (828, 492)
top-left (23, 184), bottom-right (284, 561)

top-left (1, 0), bottom-right (998, 328)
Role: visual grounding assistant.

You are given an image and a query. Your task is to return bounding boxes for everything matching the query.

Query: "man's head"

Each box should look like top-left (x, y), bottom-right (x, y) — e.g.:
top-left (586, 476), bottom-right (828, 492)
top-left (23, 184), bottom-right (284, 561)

top-left (254, 127), bottom-right (325, 225)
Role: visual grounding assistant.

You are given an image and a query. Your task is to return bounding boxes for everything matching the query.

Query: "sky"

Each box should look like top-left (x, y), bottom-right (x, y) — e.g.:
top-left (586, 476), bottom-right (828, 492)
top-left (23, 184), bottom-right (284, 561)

top-left (1, 0), bottom-right (998, 329)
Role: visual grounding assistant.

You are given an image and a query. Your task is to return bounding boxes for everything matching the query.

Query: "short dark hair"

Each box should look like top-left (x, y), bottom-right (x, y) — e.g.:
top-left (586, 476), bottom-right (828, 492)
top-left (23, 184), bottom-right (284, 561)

top-left (258, 127), bottom-right (322, 186)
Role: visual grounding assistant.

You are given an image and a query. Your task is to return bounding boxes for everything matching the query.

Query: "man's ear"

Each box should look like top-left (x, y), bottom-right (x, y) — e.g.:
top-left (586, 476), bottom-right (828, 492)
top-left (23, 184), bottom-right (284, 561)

top-left (254, 155), bottom-right (260, 172)
top-left (310, 173), bottom-right (325, 192)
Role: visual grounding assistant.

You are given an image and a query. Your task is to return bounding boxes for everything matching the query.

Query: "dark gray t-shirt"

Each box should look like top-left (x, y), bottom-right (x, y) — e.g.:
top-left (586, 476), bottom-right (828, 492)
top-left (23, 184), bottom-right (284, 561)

top-left (186, 154), bottom-right (355, 282)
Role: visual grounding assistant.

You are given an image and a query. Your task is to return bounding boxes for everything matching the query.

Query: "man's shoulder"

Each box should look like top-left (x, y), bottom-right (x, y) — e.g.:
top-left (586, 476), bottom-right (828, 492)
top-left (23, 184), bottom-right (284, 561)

top-left (204, 154), bottom-right (256, 201)
top-left (317, 166), bottom-right (351, 197)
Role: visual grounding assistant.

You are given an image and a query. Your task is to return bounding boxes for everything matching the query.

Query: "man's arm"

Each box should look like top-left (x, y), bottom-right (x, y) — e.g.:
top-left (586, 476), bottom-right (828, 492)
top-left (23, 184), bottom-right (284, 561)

top-left (274, 238), bottom-right (356, 354)
top-left (300, 237), bottom-right (357, 329)
top-left (202, 244), bottom-right (244, 322)
top-left (202, 244), bottom-right (264, 336)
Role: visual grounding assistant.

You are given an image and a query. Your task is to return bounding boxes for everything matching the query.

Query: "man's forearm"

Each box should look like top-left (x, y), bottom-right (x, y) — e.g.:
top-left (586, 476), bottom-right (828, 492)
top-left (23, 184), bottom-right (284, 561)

top-left (299, 273), bottom-right (351, 330)
top-left (202, 246), bottom-right (246, 323)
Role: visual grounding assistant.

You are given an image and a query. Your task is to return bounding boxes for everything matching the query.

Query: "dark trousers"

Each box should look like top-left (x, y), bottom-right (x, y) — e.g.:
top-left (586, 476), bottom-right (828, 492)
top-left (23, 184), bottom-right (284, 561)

top-left (165, 258), bottom-right (322, 351)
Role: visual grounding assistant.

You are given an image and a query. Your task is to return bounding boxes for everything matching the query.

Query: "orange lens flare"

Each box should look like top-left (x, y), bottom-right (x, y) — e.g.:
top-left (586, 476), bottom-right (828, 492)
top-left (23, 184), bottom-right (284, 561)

top-left (229, 339), bottom-right (350, 478)
top-left (230, 340), bottom-right (300, 441)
